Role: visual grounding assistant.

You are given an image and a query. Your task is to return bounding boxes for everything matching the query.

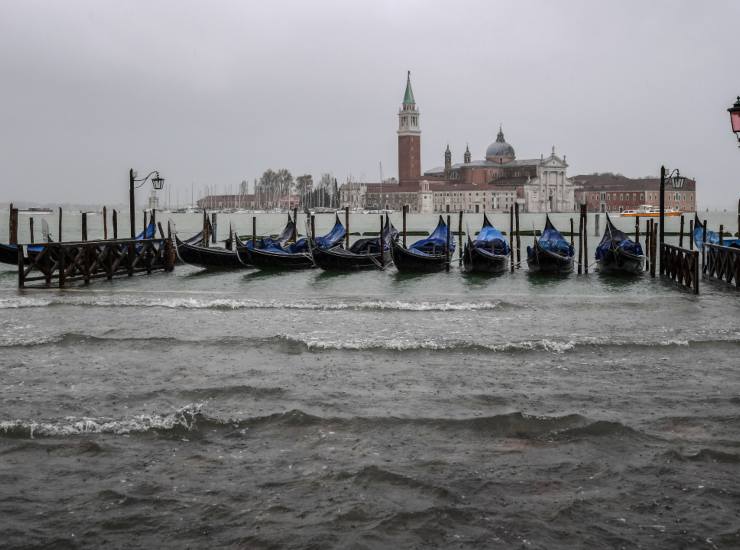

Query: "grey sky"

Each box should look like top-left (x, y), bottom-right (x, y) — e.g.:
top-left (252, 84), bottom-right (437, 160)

top-left (1, 0), bottom-right (738, 209)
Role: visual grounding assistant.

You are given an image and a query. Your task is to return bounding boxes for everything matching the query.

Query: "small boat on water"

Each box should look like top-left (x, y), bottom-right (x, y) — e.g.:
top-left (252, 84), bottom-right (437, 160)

top-left (693, 215), bottom-right (740, 249)
top-left (237, 214), bottom-right (345, 270)
top-left (620, 205), bottom-right (681, 217)
top-left (527, 216), bottom-right (574, 274)
top-left (596, 214), bottom-right (644, 274)
top-left (0, 243), bottom-right (47, 265)
top-left (462, 213), bottom-right (510, 274)
top-left (313, 215), bottom-right (397, 271)
top-left (391, 215), bottom-right (454, 273)
top-left (233, 215), bottom-right (297, 267)
top-left (175, 229), bottom-right (244, 270)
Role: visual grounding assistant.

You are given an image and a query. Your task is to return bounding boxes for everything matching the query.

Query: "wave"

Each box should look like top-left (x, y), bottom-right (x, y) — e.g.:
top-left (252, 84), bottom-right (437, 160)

top-left (0, 294), bottom-right (514, 312)
top-left (0, 403), bottom-right (207, 439)
top-left (1, 408), bottom-right (647, 442)
top-left (2, 330), bottom-right (737, 354)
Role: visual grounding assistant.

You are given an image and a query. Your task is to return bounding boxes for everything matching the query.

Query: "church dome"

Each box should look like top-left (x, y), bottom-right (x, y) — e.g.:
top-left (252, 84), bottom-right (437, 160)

top-left (485, 127), bottom-right (515, 161)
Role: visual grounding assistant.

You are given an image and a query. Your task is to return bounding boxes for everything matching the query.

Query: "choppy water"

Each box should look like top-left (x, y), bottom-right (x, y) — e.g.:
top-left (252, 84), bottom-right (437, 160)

top-left (1, 212), bottom-right (739, 549)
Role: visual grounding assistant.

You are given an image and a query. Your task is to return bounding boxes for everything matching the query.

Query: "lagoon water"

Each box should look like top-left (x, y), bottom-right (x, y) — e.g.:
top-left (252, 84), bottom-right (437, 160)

top-left (1, 210), bottom-right (739, 548)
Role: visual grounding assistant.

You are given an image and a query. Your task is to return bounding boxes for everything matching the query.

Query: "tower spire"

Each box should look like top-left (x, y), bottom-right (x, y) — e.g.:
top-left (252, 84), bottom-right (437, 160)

top-left (403, 70), bottom-right (415, 106)
top-left (464, 143), bottom-right (471, 164)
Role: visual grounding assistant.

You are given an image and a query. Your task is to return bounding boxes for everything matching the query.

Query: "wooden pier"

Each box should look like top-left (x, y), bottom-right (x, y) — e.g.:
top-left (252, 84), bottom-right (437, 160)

top-left (18, 237), bottom-right (175, 288)
top-left (660, 243), bottom-right (700, 294)
top-left (703, 243), bottom-right (739, 288)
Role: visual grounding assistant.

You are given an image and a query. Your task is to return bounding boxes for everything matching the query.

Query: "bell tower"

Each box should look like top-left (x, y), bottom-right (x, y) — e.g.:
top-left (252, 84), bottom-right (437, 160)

top-left (398, 71), bottom-right (421, 183)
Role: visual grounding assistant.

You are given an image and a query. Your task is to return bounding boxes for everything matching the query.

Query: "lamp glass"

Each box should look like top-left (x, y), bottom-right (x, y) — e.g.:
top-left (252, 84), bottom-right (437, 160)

top-left (731, 110), bottom-right (740, 134)
top-left (152, 176), bottom-right (164, 190)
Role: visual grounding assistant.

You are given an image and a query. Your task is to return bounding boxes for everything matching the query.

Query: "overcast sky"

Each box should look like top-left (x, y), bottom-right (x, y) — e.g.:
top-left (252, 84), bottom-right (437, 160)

top-left (1, 0), bottom-right (738, 208)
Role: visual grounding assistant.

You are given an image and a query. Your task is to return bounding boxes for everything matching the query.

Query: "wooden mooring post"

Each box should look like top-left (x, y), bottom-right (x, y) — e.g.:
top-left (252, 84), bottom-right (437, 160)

top-left (29, 218), bottom-right (34, 244)
top-left (81, 213), bottom-right (88, 241)
top-left (292, 207), bottom-right (298, 242)
top-left (402, 205), bottom-right (407, 247)
top-left (345, 206), bottom-right (350, 249)
top-left (458, 210), bottom-right (463, 266)
top-left (719, 224), bottom-right (724, 246)
top-left (577, 208), bottom-right (583, 274)
top-left (650, 221), bottom-right (658, 278)
top-left (202, 211), bottom-right (209, 247)
top-left (378, 215), bottom-right (385, 269)
top-left (514, 203), bottom-right (521, 268)
top-left (509, 205), bottom-right (514, 273)
top-left (689, 219), bottom-right (694, 251)
top-left (112, 210), bottom-right (118, 239)
top-left (445, 214), bottom-right (451, 272)
top-left (702, 219), bottom-right (707, 273)
top-left (9, 204), bottom-right (18, 245)
top-left (678, 215), bottom-right (684, 248)
top-left (569, 218), bottom-right (574, 247)
top-left (252, 216), bottom-right (257, 246)
top-left (635, 216), bottom-right (640, 247)
top-left (582, 205), bottom-right (589, 274)
top-left (58, 207), bottom-right (63, 242)
top-left (103, 206), bottom-right (108, 240)
top-left (645, 219), bottom-right (652, 272)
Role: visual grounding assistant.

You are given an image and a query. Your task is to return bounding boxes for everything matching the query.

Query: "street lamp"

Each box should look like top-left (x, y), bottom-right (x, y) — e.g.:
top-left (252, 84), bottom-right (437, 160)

top-left (729, 96), bottom-right (740, 146)
top-left (129, 168), bottom-right (165, 238)
top-left (659, 165), bottom-right (685, 249)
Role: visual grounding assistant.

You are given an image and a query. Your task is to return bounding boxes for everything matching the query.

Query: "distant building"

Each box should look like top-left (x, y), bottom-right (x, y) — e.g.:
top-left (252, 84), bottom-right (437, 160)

top-left (196, 194), bottom-right (256, 210)
top-left (572, 173), bottom-right (697, 213)
top-left (340, 72), bottom-right (578, 213)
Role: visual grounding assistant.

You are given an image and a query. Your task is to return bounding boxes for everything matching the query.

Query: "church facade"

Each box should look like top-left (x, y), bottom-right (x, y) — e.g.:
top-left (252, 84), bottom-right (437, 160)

top-left (345, 72), bottom-right (579, 214)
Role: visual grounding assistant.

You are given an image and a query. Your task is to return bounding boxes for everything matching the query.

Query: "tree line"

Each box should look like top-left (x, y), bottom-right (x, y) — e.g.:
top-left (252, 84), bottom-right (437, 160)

top-left (255, 169), bottom-right (339, 210)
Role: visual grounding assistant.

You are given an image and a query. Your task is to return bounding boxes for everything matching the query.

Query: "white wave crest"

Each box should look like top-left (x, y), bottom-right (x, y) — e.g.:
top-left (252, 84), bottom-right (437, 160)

top-left (0, 294), bottom-right (506, 312)
top-left (0, 403), bottom-right (204, 439)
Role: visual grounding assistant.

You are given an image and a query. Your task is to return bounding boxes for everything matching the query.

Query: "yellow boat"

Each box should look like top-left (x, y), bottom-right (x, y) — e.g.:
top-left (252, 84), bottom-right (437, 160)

top-left (620, 205), bottom-right (681, 217)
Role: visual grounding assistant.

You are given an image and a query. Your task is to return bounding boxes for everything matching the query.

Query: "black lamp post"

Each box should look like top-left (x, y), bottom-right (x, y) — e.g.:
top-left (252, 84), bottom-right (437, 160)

top-left (659, 166), bottom-right (686, 249)
top-left (729, 97), bottom-right (740, 146)
top-left (129, 168), bottom-right (165, 238)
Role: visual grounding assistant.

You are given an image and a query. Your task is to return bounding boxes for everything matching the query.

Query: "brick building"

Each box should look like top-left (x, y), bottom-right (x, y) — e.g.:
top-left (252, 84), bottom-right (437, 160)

top-left (341, 72), bottom-right (578, 213)
top-left (572, 173), bottom-right (696, 213)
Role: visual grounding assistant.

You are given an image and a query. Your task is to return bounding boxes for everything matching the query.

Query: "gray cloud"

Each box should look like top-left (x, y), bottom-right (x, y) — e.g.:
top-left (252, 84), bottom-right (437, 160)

top-left (1, 0), bottom-right (738, 208)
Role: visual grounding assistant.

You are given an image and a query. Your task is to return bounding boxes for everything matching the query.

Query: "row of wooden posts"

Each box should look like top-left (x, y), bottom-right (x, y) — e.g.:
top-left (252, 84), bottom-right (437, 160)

top-left (7, 204), bottom-right (174, 245)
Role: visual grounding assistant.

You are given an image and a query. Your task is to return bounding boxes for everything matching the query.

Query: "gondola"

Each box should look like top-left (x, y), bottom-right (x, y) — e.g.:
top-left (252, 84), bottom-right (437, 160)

top-left (313, 215), bottom-right (397, 271)
top-left (462, 213), bottom-right (510, 274)
top-left (390, 215), bottom-right (454, 273)
top-left (526, 216), bottom-right (574, 274)
top-left (595, 214), bottom-right (644, 274)
top-left (237, 214), bottom-right (345, 270)
top-left (233, 215), bottom-right (298, 267)
top-left (693, 215), bottom-right (740, 250)
top-left (175, 234), bottom-right (244, 269)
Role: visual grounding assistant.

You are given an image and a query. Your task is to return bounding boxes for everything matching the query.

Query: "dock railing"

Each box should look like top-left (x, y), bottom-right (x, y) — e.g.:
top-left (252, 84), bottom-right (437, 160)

top-left (18, 237), bottom-right (175, 288)
top-left (660, 243), bottom-right (700, 294)
top-left (703, 243), bottom-right (739, 288)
